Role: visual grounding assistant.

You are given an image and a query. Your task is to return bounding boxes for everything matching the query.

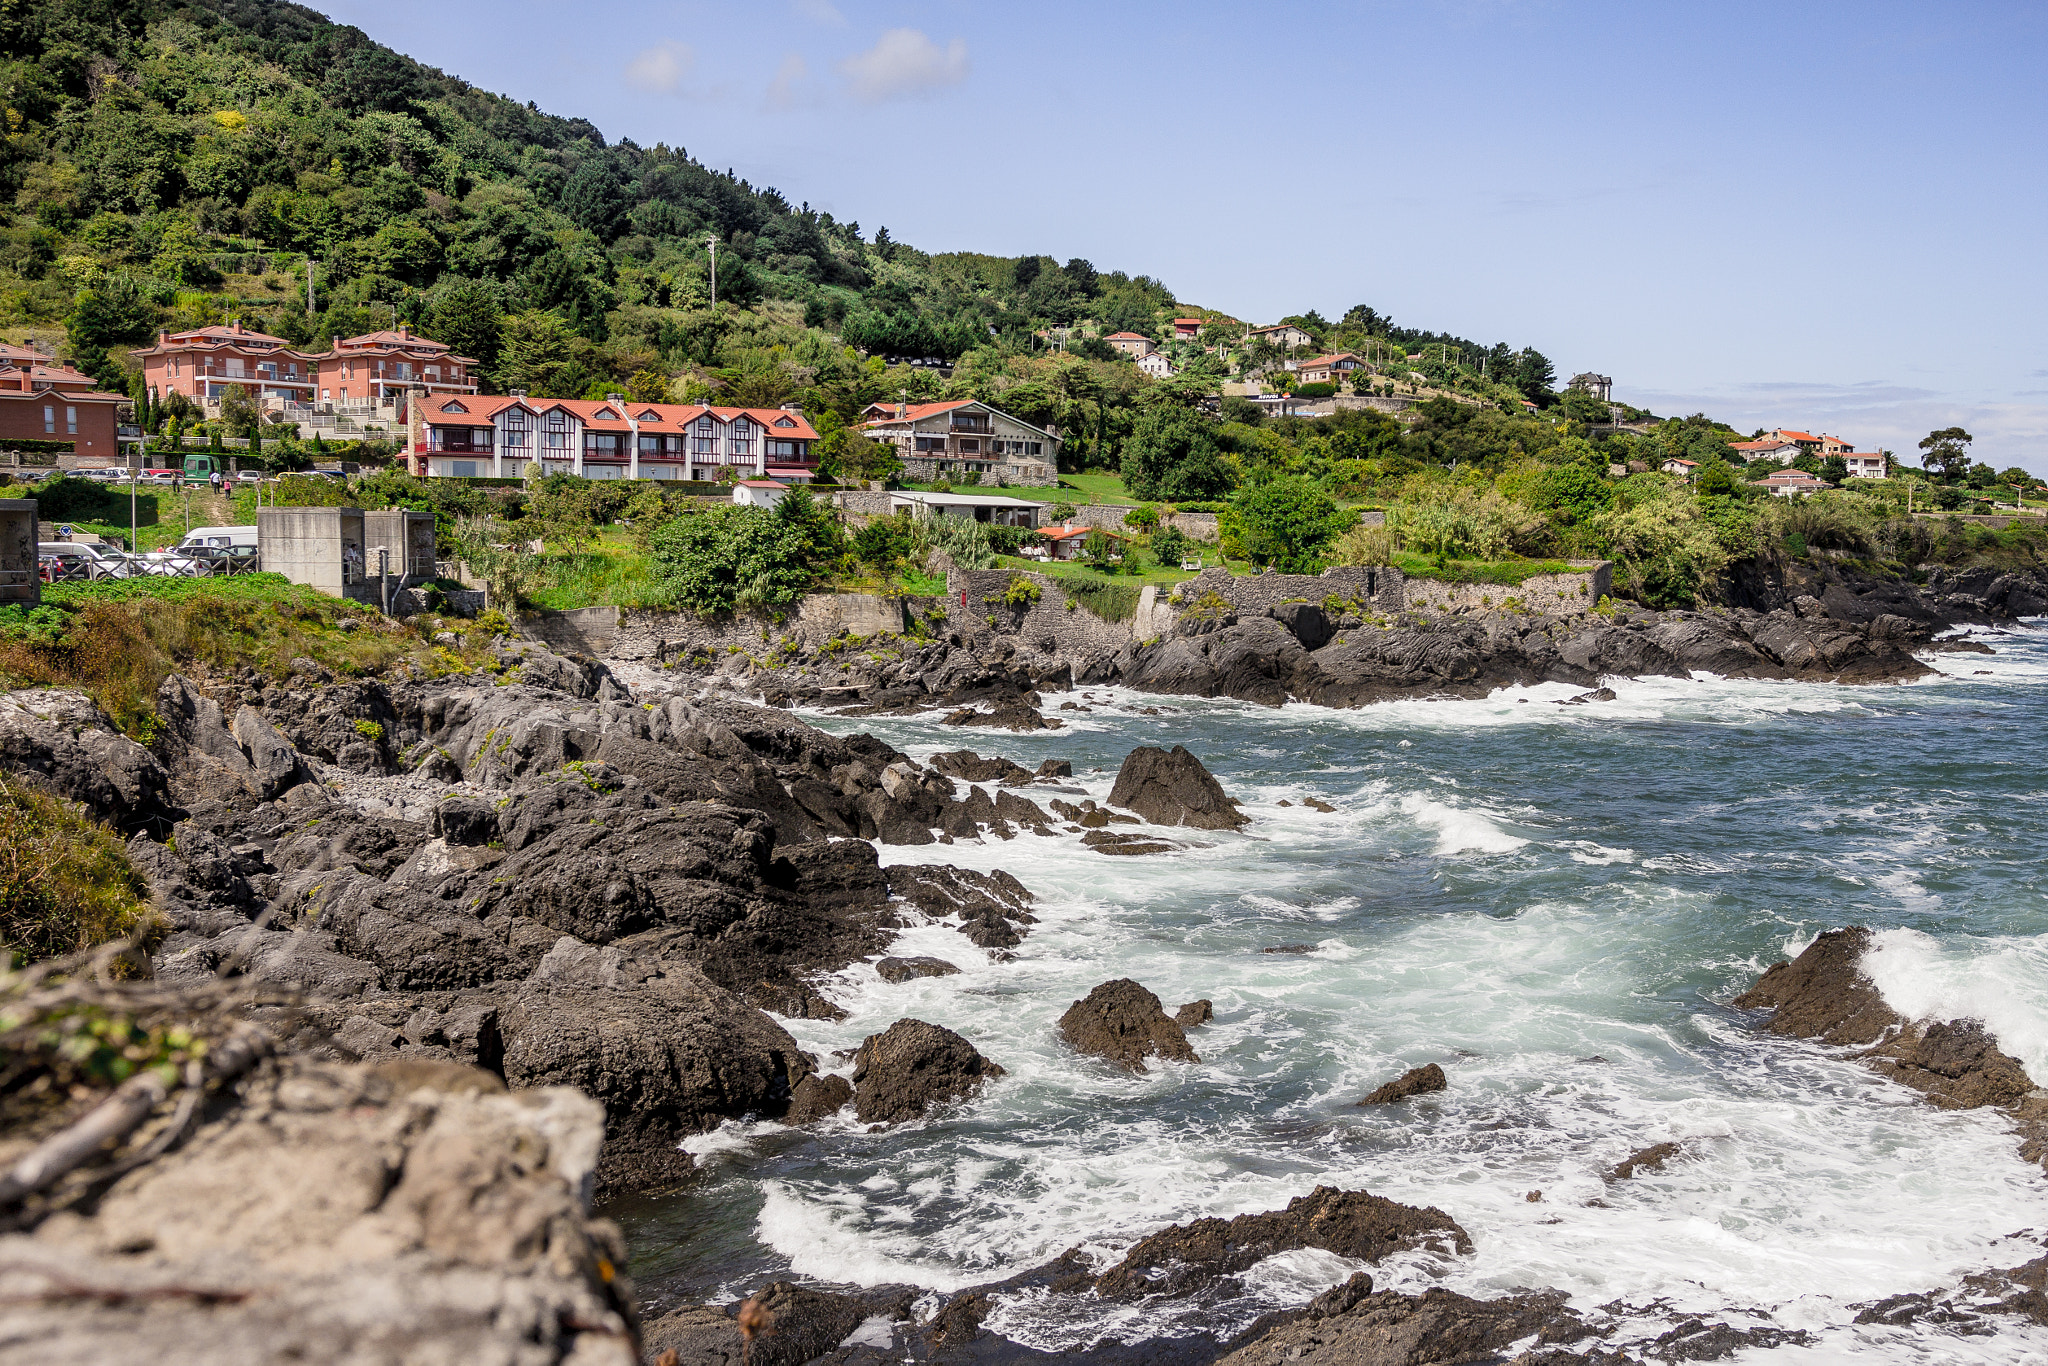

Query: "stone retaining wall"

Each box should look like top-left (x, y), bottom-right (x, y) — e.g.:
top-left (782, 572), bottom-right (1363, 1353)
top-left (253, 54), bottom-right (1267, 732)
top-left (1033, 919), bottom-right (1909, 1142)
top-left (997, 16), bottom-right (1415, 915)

top-left (1166, 565), bottom-right (1406, 618)
top-left (1400, 562), bottom-right (1613, 616)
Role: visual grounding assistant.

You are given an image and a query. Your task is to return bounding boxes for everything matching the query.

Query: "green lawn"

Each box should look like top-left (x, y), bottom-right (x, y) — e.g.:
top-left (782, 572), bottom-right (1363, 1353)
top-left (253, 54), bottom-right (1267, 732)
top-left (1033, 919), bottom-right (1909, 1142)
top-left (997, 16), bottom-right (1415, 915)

top-left (524, 530), bottom-right (671, 610)
top-left (1389, 550), bottom-right (1578, 586)
top-left (1052, 471), bottom-right (1142, 506)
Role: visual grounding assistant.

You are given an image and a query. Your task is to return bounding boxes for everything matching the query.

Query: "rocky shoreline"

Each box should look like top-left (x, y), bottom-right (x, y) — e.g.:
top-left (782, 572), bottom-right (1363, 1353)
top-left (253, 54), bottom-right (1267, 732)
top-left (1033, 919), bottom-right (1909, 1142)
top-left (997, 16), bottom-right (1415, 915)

top-left (680, 558), bottom-right (2048, 724)
top-left (3, 581), bottom-right (2045, 1362)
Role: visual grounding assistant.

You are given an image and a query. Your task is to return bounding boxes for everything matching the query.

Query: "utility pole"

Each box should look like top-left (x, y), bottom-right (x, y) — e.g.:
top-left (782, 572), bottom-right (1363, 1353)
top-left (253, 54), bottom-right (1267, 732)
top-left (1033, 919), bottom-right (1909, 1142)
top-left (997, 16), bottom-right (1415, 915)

top-left (707, 237), bottom-right (718, 310)
top-left (307, 259), bottom-right (315, 313)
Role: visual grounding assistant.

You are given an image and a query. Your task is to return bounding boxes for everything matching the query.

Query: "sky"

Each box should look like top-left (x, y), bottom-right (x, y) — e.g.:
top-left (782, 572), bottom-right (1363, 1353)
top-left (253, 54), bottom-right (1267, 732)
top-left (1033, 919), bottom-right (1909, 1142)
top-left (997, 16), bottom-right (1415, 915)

top-left (317, 0), bottom-right (2048, 475)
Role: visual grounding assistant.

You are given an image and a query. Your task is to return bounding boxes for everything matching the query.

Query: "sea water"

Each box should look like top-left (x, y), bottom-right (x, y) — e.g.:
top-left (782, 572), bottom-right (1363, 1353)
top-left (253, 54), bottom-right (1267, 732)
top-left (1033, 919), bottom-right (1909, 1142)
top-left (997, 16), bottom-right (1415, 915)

top-left (616, 623), bottom-right (2048, 1360)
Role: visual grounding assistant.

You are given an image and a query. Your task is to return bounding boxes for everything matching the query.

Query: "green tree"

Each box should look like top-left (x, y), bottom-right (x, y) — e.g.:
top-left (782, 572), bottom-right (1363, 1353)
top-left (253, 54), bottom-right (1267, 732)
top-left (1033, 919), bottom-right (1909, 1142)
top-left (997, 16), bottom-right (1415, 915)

top-left (1227, 475), bottom-right (1349, 572)
top-left (650, 505), bottom-right (821, 615)
top-left (496, 311), bottom-right (580, 396)
top-left (217, 384), bottom-right (260, 439)
top-left (559, 162), bottom-right (631, 242)
top-left (1121, 406), bottom-right (1236, 502)
top-left (64, 275), bottom-right (159, 389)
top-left (1918, 426), bottom-right (1974, 479)
top-left (429, 279), bottom-right (507, 381)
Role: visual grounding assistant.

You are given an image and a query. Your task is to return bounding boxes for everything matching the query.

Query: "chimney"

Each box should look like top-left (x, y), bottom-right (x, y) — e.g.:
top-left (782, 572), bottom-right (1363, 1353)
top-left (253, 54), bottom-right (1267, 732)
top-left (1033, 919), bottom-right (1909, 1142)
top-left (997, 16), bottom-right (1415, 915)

top-left (509, 389), bottom-right (527, 398)
top-left (896, 400), bottom-right (906, 419)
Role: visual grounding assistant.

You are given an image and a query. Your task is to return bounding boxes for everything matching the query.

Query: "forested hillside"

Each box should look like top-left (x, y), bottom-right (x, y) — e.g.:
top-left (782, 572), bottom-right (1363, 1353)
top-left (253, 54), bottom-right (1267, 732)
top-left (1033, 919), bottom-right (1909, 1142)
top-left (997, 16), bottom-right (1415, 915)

top-left (0, 0), bottom-right (1580, 455)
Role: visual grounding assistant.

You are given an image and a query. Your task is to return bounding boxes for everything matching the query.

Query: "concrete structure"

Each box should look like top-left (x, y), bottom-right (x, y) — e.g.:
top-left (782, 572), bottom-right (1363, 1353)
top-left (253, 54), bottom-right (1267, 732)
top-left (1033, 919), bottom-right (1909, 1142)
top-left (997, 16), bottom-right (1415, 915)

top-left (887, 491), bottom-right (1044, 527)
top-left (319, 328), bottom-right (477, 404)
top-left (858, 400), bottom-right (1058, 486)
top-left (133, 323), bottom-right (320, 408)
top-left (1104, 332), bottom-right (1154, 358)
top-left (258, 506), bottom-right (367, 598)
top-left (734, 480), bottom-right (789, 508)
top-left (413, 394), bottom-right (819, 482)
top-left (0, 498), bottom-right (38, 606)
top-left (1136, 351), bottom-right (1177, 379)
top-left (0, 343), bottom-right (126, 462)
top-left (364, 509), bottom-right (437, 581)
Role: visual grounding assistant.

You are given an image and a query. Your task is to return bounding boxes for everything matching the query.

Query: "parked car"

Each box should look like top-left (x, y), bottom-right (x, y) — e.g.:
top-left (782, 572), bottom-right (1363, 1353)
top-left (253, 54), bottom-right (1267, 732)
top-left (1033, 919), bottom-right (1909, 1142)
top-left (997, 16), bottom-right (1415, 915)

top-left (236, 470), bottom-right (265, 484)
top-left (36, 542), bottom-right (138, 581)
top-left (146, 470), bottom-right (179, 485)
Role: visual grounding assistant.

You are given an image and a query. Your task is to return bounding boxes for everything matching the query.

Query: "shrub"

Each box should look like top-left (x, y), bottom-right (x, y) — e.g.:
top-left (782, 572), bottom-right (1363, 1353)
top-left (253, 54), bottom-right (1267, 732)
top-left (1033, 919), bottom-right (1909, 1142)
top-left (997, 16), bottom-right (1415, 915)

top-left (1062, 578), bottom-right (1143, 623)
top-left (1152, 525), bottom-right (1194, 567)
top-left (1329, 523), bottom-right (1392, 566)
top-left (992, 573), bottom-right (1041, 607)
top-left (0, 779), bottom-right (162, 967)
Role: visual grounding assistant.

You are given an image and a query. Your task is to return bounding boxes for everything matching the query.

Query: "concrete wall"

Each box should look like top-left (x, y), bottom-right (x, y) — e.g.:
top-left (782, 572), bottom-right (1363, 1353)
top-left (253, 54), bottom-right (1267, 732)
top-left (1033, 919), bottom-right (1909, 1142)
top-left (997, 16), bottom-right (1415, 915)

top-left (258, 506), bottom-right (364, 598)
top-left (363, 509), bottom-right (436, 581)
top-left (0, 499), bottom-right (37, 605)
top-left (520, 605), bottom-right (620, 656)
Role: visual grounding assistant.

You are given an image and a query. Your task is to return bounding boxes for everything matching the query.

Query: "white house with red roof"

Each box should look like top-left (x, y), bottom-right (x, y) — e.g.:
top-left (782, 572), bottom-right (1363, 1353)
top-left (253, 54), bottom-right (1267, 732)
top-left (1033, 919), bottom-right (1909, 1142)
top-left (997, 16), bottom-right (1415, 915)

top-left (733, 479), bottom-right (790, 509)
top-left (1842, 452), bottom-right (1887, 479)
top-left (1136, 351), bottom-right (1177, 379)
top-left (410, 393), bottom-right (819, 482)
top-left (1171, 318), bottom-right (1205, 342)
top-left (1104, 332), bottom-right (1154, 359)
top-left (857, 400), bottom-right (1058, 486)
top-left (1295, 353), bottom-right (1364, 385)
top-left (1759, 428), bottom-right (1849, 455)
top-left (1729, 439), bottom-right (1804, 465)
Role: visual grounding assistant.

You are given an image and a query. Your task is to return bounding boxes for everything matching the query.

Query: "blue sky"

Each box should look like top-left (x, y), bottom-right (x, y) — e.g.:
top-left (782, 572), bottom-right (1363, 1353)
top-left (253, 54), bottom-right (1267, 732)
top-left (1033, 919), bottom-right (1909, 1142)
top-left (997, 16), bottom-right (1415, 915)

top-left (319, 0), bottom-right (2048, 474)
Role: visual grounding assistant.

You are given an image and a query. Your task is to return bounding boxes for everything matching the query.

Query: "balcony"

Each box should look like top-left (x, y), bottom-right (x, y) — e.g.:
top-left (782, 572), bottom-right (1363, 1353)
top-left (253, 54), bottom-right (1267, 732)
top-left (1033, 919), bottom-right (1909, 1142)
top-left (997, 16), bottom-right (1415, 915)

top-left (948, 416), bottom-right (992, 434)
top-left (427, 433), bottom-right (493, 453)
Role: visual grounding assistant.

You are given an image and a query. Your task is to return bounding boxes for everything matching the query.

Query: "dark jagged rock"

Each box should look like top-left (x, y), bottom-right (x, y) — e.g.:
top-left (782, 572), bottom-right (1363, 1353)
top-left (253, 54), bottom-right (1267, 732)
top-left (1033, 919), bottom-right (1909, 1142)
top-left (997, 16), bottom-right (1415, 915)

top-left (1737, 927), bottom-right (2035, 1109)
top-left (1357, 1063), bottom-right (1447, 1105)
top-left (888, 864), bottom-right (1036, 951)
top-left (1216, 1285), bottom-right (1589, 1366)
top-left (0, 689), bottom-right (177, 833)
top-left (850, 1019), bottom-right (1005, 1125)
top-left (926, 749), bottom-right (1035, 785)
top-left (1643, 1317), bottom-right (1814, 1360)
top-left (1610, 1141), bottom-right (1681, 1180)
top-left (1107, 745), bottom-right (1247, 830)
top-left (1176, 999), bottom-right (1213, 1027)
top-left (1558, 686), bottom-right (1617, 705)
top-left (1094, 1186), bottom-right (1473, 1298)
top-left (1036, 758), bottom-right (1074, 778)
top-left (875, 955), bottom-right (961, 983)
top-left (1082, 828), bottom-right (1179, 855)
top-left (1058, 979), bottom-right (1199, 1073)
top-left (784, 1073), bottom-right (853, 1125)
top-left (641, 1280), bottom-right (890, 1366)
top-left (941, 704), bottom-right (1061, 731)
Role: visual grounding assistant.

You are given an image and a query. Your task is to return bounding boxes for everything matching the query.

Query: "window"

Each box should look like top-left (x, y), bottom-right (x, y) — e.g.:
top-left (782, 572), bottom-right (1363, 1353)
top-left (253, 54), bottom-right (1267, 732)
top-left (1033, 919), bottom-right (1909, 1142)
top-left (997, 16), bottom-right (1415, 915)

top-left (586, 432), bottom-right (621, 455)
top-left (451, 461), bottom-right (478, 478)
top-left (544, 409), bottom-right (570, 450)
top-left (958, 438), bottom-right (980, 453)
top-left (774, 415), bottom-right (797, 428)
top-left (503, 410), bottom-right (529, 448)
top-left (443, 400), bottom-right (468, 414)
top-left (638, 410), bottom-right (661, 422)
top-left (767, 440), bottom-right (802, 458)
top-left (592, 407), bottom-right (616, 420)
top-left (639, 435), bottom-right (661, 455)
top-left (915, 436), bottom-right (944, 453)
top-left (43, 404), bottom-right (54, 434)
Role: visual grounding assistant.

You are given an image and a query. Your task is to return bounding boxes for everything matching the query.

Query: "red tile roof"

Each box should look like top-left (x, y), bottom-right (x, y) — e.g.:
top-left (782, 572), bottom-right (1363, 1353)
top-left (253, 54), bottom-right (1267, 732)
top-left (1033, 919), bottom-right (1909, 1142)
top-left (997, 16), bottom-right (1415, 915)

top-left (860, 400), bottom-right (975, 425)
top-left (422, 396), bottom-right (818, 440)
top-left (1105, 332), bottom-right (1150, 341)
top-left (1040, 525), bottom-right (1124, 541)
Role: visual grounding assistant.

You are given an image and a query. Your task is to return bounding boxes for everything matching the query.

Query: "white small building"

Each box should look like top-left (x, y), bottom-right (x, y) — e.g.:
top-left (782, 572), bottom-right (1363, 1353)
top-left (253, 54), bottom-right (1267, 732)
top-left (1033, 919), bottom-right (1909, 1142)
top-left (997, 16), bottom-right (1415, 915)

top-left (1136, 351), bottom-right (1177, 379)
top-left (733, 479), bottom-right (789, 509)
top-left (1842, 452), bottom-right (1887, 479)
top-left (1660, 458), bottom-right (1699, 477)
top-left (1759, 470), bottom-right (1827, 498)
top-left (886, 491), bottom-right (1043, 528)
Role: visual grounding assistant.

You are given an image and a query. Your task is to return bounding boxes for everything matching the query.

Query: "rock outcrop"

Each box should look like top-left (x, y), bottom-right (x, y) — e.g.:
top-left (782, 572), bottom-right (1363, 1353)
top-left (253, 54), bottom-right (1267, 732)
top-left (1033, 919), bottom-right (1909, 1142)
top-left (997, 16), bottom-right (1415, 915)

top-left (1357, 1063), bottom-right (1447, 1105)
top-left (1214, 1285), bottom-right (1589, 1366)
top-left (1609, 1141), bottom-right (1681, 1181)
top-left (1057, 979), bottom-right (1200, 1072)
top-left (1107, 745), bottom-right (1247, 830)
top-left (1736, 927), bottom-right (2035, 1110)
top-left (0, 1056), bottom-right (636, 1365)
top-left (1093, 1186), bottom-right (1473, 1298)
top-left (850, 1019), bottom-right (1005, 1125)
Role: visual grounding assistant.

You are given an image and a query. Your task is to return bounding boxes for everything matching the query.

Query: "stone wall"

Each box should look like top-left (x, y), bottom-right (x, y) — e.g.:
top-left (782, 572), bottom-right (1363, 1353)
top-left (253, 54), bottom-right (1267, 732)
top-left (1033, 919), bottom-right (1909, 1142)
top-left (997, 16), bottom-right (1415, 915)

top-left (1400, 562), bottom-right (1613, 616)
top-left (899, 457), bottom-right (1057, 488)
top-left (602, 594), bottom-right (916, 664)
top-left (1165, 565), bottom-right (1406, 618)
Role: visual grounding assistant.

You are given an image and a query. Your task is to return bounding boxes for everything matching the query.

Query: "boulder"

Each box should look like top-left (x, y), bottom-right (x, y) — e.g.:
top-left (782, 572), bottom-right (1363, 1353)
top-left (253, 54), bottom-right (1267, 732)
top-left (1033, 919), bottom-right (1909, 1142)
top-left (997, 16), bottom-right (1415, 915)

top-left (0, 1057), bottom-right (634, 1365)
top-left (875, 956), bottom-right (961, 983)
top-left (888, 864), bottom-right (1036, 951)
top-left (925, 749), bottom-right (1035, 785)
top-left (1357, 1062), bottom-right (1447, 1105)
top-left (1093, 1185), bottom-right (1473, 1297)
top-left (230, 705), bottom-right (305, 798)
top-left (850, 1019), bottom-right (1005, 1125)
top-left (1214, 1286), bottom-right (1586, 1366)
top-left (641, 1282), bottom-right (909, 1366)
top-left (784, 1073), bottom-right (853, 1125)
top-left (1107, 745), bottom-right (1247, 829)
top-left (1057, 979), bottom-right (1199, 1073)
top-left (0, 689), bottom-right (176, 833)
top-left (1175, 999), bottom-right (1213, 1028)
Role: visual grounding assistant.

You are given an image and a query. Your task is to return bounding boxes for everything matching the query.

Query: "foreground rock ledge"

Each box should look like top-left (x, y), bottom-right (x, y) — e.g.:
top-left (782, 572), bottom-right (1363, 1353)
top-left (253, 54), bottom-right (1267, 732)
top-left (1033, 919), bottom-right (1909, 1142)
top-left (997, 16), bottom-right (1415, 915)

top-left (0, 1057), bottom-right (636, 1366)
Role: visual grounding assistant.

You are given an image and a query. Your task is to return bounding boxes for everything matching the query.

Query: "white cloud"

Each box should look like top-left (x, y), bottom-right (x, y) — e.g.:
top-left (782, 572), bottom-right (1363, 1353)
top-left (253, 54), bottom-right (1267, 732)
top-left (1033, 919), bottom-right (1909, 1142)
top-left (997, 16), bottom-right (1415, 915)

top-left (837, 28), bottom-right (969, 103)
top-left (766, 53), bottom-right (808, 110)
top-left (794, 0), bottom-right (845, 25)
top-left (625, 41), bottom-right (694, 95)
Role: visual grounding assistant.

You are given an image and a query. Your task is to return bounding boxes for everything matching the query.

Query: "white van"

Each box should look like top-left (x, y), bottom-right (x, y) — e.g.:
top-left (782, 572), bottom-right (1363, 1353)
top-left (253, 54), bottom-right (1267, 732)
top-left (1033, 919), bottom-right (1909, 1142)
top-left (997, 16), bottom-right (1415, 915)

top-left (174, 526), bottom-right (260, 553)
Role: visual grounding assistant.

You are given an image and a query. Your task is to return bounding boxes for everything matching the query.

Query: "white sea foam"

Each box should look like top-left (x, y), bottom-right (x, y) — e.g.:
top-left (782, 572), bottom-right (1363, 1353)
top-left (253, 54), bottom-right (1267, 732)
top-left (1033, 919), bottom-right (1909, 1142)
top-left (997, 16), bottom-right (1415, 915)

top-left (1863, 928), bottom-right (2048, 1081)
top-left (742, 629), bottom-right (2048, 1356)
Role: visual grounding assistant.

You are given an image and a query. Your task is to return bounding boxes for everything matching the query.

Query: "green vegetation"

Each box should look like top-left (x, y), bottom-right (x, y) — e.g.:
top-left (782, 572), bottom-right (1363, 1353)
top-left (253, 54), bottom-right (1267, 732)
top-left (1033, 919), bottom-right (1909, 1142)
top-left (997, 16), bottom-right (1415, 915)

top-left (0, 778), bottom-right (163, 968)
top-left (647, 488), bottom-right (843, 616)
top-left (0, 575), bottom-right (491, 739)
